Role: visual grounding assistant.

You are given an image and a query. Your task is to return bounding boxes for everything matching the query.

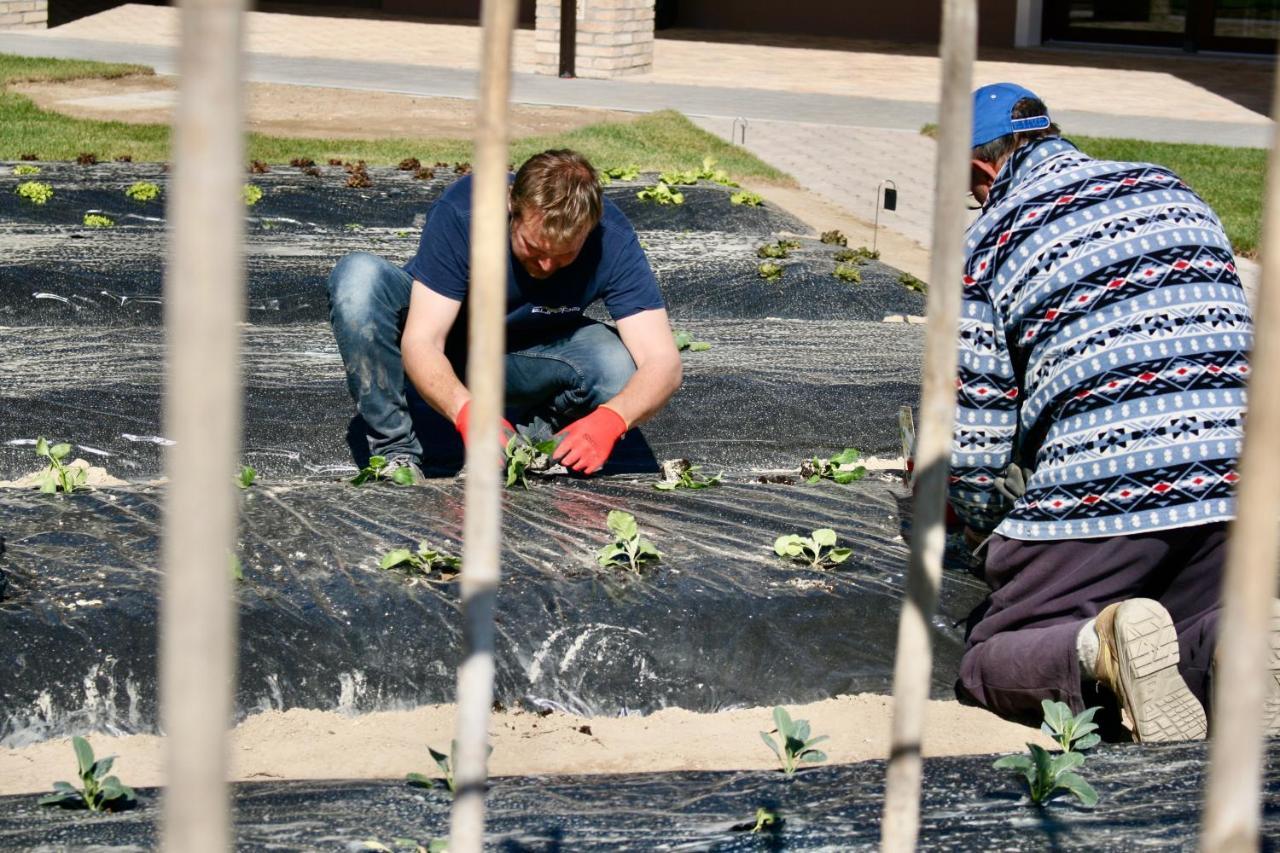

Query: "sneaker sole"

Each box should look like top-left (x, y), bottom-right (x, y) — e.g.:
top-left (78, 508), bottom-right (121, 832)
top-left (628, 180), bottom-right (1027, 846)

top-left (1114, 599), bottom-right (1207, 743)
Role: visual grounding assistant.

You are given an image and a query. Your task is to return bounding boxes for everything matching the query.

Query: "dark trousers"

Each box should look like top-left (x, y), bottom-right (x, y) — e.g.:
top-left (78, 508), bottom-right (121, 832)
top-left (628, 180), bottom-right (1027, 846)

top-left (957, 522), bottom-right (1227, 723)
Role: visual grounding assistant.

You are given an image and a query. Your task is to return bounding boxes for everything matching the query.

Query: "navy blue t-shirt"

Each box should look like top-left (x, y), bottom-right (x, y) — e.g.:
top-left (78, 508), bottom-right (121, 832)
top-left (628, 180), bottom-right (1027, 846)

top-left (403, 176), bottom-right (664, 351)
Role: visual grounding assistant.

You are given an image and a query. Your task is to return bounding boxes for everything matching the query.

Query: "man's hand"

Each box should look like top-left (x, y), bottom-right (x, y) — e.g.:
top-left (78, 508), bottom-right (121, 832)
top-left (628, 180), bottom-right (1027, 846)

top-left (553, 406), bottom-right (627, 475)
top-left (454, 400), bottom-right (516, 460)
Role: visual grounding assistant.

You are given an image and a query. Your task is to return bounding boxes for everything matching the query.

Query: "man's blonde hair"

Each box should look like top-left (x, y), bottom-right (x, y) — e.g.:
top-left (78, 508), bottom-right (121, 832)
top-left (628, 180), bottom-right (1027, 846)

top-left (510, 149), bottom-right (603, 245)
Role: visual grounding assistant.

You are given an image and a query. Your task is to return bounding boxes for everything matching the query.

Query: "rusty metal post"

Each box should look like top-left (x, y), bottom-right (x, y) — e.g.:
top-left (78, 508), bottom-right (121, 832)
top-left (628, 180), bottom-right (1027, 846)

top-left (1199, 51), bottom-right (1280, 853)
top-left (448, 0), bottom-right (517, 850)
top-left (158, 0), bottom-right (245, 848)
top-left (881, 0), bottom-right (977, 849)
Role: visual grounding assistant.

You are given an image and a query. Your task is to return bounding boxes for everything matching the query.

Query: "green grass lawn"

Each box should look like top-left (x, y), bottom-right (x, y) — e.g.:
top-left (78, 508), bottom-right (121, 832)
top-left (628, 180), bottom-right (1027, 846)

top-left (0, 53), bottom-right (791, 184)
top-left (920, 122), bottom-right (1264, 257)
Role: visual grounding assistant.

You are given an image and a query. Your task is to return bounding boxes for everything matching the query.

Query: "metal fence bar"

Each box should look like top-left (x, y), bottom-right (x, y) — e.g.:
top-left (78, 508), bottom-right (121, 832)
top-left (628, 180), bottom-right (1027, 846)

top-left (880, 0), bottom-right (977, 849)
top-left (158, 0), bottom-right (246, 848)
top-left (1199, 53), bottom-right (1280, 853)
top-left (448, 0), bottom-right (517, 850)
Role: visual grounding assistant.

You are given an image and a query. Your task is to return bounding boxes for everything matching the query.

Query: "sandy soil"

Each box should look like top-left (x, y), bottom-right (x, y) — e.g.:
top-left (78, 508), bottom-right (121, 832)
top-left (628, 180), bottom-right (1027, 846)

top-left (0, 695), bottom-right (1051, 796)
top-left (10, 75), bottom-right (635, 141)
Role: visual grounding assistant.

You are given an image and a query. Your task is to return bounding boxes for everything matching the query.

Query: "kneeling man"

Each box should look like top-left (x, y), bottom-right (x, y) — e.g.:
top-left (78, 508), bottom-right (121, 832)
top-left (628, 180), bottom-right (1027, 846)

top-left (328, 149), bottom-right (682, 478)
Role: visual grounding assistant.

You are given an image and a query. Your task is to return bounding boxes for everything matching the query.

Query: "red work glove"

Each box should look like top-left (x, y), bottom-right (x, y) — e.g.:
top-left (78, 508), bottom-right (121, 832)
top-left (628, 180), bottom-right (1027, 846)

top-left (454, 400), bottom-right (515, 458)
top-left (552, 406), bottom-right (627, 475)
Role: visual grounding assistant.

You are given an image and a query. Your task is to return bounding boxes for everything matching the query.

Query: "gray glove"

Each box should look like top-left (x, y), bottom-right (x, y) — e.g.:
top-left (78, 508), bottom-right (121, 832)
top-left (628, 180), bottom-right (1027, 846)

top-left (994, 463), bottom-right (1033, 502)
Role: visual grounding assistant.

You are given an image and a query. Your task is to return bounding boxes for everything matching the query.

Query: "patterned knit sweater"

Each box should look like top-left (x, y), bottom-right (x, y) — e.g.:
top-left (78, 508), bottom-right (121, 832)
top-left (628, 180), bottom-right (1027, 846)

top-left (949, 137), bottom-right (1251, 541)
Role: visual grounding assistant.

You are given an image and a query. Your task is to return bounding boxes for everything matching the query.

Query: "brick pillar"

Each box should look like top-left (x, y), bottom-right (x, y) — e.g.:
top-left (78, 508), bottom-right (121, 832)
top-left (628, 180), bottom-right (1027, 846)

top-left (0, 0), bottom-right (47, 29)
top-left (535, 0), bottom-right (655, 79)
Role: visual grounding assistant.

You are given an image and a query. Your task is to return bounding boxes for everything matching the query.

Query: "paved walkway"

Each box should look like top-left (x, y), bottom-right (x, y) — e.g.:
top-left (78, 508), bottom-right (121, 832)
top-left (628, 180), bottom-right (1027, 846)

top-left (0, 4), bottom-right (1266, 286)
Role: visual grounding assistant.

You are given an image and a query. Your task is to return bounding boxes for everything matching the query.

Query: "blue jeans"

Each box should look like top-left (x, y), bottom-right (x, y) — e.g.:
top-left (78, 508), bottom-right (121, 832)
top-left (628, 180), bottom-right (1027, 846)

top-left (327, 252), bottom-right (637, 464)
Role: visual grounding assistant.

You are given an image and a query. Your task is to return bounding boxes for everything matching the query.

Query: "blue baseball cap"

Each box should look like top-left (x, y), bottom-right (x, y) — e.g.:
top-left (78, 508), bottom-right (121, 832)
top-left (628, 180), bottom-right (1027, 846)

top-left (972, 83), bottom-right (1051, 148)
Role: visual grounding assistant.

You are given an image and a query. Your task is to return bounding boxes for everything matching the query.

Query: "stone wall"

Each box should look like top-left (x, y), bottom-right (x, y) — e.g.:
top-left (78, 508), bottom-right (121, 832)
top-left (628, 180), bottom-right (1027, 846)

top-left (535, 0), bottom-right (655, 79)
top-left (0, 0), bottom-right (47, 29)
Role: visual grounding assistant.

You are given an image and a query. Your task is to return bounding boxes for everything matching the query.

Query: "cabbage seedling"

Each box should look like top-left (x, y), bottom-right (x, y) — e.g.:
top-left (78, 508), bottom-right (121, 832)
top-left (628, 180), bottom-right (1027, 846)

top-left (380, 540), bottom-right (461, 578)
top-left (351, 455), bottom-right (414, 487)
top-left (993, 744), bottom-right (1098, 807)
top-left (505, 428), bottom-right (559, 489)
top-left (637, 181), bottom-right (684, 205)
top-left (751, 807), bottom-right (782, 834)
top-left (834, 246), bottom-right (879, 264)
top-left (125, 181), bottom-right (159, 202)
top-left (16, 181), bottom-right (53, 204)
top-left (757, 261), bottom-right (783, 282)
top-left (759, 706), bottom-right (829, 775)
top-left (13, 164), bottom-right (40, 176)
top-left (819, 229), bottom-right (847, 246)
top-left (730, 190), bottom-right (763, 206)
top-left (756, 242), bottom-right (789, 259)
top-left (1041, 700), bottom-right (1101, 753)
top-left (900, 272), bottom-right (927, 294)
top-left (800, 448), bottom-right (867, 484)
top-left (243, 184), bottom-right (263, 206)
top-left (672, 330), bottom-right (711, 352)
top-left (35, 437), bottom-right (87, 494)
top-left (406, 739), bottom-right (487, 794)
top-left (83, 214), bottom-right (114, 228)
top-left (655, 459), bottom-right (721, 490)
top-left (236, 465), bottom-right (256, 489)
top-left (596, 510), bottom-right (661, 573)
top-left (774, 528), bottom-right (852, 569)
top-left (832, 263), bottom-right (862, 283)
top-left (38, 736), bottom-right (136, 812)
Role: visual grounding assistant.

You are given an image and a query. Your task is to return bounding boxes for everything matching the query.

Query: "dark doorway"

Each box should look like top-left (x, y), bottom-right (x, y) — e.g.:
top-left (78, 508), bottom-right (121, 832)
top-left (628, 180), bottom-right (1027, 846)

top-left (1045, 0), bottom-right (1277, 53)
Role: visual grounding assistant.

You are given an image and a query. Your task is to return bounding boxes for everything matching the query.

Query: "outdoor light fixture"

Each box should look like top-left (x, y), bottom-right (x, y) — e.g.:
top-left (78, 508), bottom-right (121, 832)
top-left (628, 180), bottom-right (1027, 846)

top-left (873, 179), bottom-right (898, 255)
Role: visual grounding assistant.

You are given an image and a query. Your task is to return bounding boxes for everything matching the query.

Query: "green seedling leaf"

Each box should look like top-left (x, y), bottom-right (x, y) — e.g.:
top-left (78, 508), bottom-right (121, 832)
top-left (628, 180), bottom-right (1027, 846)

top-left (243, 183), bottom-right (263, 206)
top-left (601, 164), bottom-right (640, 182)
top-left (751, 807), bottom-right (782, 834)
top-left (833, 263), bottom-right (862, 283)
top-left (13, 163), bottom-right (40, 175)
top-left (774, 528), bottom-right (850, 569)
top-left (83, 213), bottom-right (114, 228)
top-left (405, 772), bottom-right (434, 789)
top-left (379, 541), bottom-right (461, 579)
top-left (659, 168), bottom-right (701, 186)
top-left (763, 706), bottom-right (828, 774)
top-left (900, 272), bottom-right (927, 293)
top-left (74, 737), bottom-right (95, 777)
top-left (504, 428), bottom-right (560, 489)
top-left (672, 330), bottom-right (712, 352)
top-left (655, 459), bottom-right (721, 490)
top-left (800, 448), bottom-right (867, 485)
top-left (819, 229), bottom-right (847, 246)
top-left (41, 736), bottom-right (135, 812)
top-left (812, 528), bottom-right (837, 548)
top-left (636, 181), bottom-right (684, 205)
top-left (1055, 771), bottom-right (1099, 807)
top-left (236, 465), bottom-right (256, 488)
top-left (730, 190), bottom-right (763, 206)
top-left (756, 241), bottom-right (789, 259)
top-left (994, 700), bottom-right (1104, 807)
top-left (757, 261), bottom-right (783, 282)
top-left (34, 437), bottom-right (86, 494)
top-left (16, 181), bottom-right (53, 204)
top-left (597, 510), bottom-right (662, 572)
top-left (125, 181), bottom-right (159, 202)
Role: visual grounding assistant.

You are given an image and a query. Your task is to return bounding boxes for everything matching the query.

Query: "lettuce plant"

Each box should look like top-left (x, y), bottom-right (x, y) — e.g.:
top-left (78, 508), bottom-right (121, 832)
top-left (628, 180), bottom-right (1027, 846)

top-left (756, 241), bottom-right (789, 259)
top-left (380, 540), bottom-right (461, 578)
top-left (751, 807), bottom-right (782, 834)
top-left (35, 437), bottom-right (87, 494)
top-left (125, 181), bottom-right (159, 202)
top-left (774, 528), bottom-right (851, 569)
top-left (236, 465), bottom-right (256, 488)
top-left (83, 213), bottom-right (114, 228)
top-left (673, 330), bottom-right (711, 352)
top-left (596, 510), bottom-right (661, 572)
top-left (598, 164), bottom-right (640, 184)
top-left (16, 181), bottom-right (53, 204)
top-left (900, 272), bottom-right (927, 294)
top-left (243, 183), bottom-right (263, 206)
top-left (38, 736), bottom-right (136, 812)
top-left (655, 459), bottom-right (721, 490)
top-left (801, 448), bottom-right (867, 484)
top-left (819, 229), bottom-right (847, 246)
top-left (13, 164), bottom-right (40, 176)
top-left (834, 246), bottom-right (880, 263)
top-left (832, 263), bottom-right (862, 283)
top-left (636, 181), bottom-right (684, 205)
top-left (730, 190), bottom-right (763, 206)
top-left (757, 261), bottom-right (783, 282)
top-left (659, 168), bottom-right (701, 185)
top-left (760, 706), bottom-right (828, 775)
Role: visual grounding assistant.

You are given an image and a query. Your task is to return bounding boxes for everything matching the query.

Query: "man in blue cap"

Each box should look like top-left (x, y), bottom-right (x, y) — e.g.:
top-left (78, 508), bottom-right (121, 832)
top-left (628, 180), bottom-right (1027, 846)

top-left (950, 83), bottom-right (1273, 742)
